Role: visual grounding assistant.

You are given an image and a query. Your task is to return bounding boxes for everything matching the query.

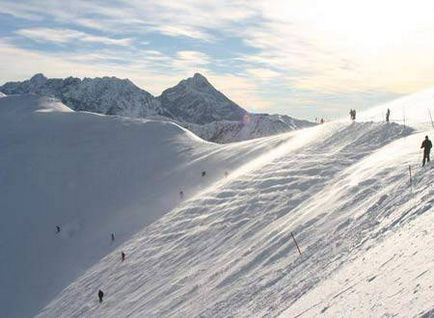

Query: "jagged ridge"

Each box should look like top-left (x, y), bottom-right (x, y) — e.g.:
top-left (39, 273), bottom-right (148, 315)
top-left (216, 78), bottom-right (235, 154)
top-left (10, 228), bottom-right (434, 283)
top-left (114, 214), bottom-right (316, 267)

top-left (0, 73), bottom-right (314, 143)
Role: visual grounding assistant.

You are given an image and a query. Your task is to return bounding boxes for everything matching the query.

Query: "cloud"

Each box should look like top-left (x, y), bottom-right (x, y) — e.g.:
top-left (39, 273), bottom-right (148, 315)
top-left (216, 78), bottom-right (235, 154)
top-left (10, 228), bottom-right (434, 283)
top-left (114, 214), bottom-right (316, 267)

top-left (206, 72), bottom-right (273, 111)
top-left (2, 0), bottom-right (434, 119)
top-left (16, 28), bottom-right (132, 46)
top-left (245, 68), bottom-right (281, 81)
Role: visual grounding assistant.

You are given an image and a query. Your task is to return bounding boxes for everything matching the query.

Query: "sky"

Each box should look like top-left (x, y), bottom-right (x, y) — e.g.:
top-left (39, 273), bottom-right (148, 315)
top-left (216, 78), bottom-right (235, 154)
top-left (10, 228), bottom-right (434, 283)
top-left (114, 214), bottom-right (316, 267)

top-left (1, 0), bottom-right (434, 119)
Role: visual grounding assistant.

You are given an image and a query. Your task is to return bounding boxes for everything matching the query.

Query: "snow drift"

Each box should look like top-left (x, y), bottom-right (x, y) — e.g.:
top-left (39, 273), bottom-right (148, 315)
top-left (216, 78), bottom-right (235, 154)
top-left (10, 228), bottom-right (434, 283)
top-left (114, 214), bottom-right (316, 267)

top-left (36, 89), bottom-right (434, 317)
top-left (2, 89), bottom-right (434, 318)
top-left (0, 95), bottom-right (285, 318)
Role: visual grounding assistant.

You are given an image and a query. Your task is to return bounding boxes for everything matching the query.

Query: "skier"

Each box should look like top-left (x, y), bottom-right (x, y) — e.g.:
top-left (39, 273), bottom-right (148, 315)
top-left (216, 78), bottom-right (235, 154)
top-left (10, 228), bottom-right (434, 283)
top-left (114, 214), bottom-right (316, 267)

top-left (320, 118), bottom-right (324, 124)
top-left (353, 109), bottom-right (357, 120)
top-left (349, 109), bottom-right (353, 120)
top-left (111, 233), bottom-right (115, 242)
top-left (56, 225), bottom-right (61, 233)
top-left (201, 171), bottom-right (206, 177)
top-left (98, 289), bottom-right (104, 303)
top-left (386, 108), bottom-right (390, 122)
top-left (121, 251), bottom-right (126, 261)
top-left (179, 190), bottom-right (184, 199)
top-left (421, 135), bottom-right (432, 166)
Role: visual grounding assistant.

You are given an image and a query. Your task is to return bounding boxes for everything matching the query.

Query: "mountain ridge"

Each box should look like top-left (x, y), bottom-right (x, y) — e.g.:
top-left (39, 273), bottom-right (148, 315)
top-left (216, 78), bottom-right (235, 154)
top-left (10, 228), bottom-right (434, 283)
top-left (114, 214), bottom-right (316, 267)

top-left (0, 73), bottom-right (314, 143)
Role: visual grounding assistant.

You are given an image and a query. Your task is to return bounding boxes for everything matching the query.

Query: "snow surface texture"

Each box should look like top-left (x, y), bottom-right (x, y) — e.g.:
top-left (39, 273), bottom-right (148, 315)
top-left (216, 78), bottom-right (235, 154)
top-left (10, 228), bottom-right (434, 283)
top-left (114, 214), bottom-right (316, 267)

top-left (0, 74), bottom-right (314, 143)
top-left (36, 89), bottom-right (434, 317)
top-left (0, 95), bottom-right (286, 318)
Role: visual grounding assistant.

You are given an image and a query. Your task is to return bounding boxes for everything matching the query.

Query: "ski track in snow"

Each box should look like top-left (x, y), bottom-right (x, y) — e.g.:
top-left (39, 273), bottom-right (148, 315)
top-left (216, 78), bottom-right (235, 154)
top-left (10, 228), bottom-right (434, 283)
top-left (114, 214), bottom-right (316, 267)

top-left (37, 117), bottom-right (433, 318)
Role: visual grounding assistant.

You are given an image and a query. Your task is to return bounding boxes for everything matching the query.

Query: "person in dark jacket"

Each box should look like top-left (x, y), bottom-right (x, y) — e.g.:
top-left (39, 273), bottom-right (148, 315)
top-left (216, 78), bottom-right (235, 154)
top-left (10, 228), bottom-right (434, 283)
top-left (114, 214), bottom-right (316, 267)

top-left (121, 251), bottom-right (126, 262)
top-left (421, 135), bottom-right (432, 166)
top-left (98, 289), bottom-right (104, 303)
top-left (386, 108), bottom-right (390, 122)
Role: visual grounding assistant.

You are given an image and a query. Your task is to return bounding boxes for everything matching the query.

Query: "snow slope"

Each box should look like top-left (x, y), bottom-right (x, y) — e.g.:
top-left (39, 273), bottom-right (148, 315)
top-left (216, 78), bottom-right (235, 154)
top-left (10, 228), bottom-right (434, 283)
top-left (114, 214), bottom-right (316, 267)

top-left (0, 95), bottom-right (286, 318)
top-left (359, 87), bottom-right (434, 127)
top-left (182, 113), bottom-right (314, 143)
top-left (36, 88), bottom-right (434, 318)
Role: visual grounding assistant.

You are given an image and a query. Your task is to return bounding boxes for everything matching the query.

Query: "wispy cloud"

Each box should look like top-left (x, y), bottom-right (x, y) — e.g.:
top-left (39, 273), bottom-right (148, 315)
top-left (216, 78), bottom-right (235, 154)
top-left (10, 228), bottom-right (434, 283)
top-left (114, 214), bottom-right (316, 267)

top-left (2, 0), bottom-right (434, 118)
top-left (16, 28), bottom-right (132, 46)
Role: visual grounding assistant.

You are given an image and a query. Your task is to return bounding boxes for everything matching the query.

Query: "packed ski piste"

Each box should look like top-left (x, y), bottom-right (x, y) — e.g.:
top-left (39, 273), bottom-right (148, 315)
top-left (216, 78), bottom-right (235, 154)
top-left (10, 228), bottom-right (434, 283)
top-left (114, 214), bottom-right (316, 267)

top-left (1, 89), bottom-right (433, 318)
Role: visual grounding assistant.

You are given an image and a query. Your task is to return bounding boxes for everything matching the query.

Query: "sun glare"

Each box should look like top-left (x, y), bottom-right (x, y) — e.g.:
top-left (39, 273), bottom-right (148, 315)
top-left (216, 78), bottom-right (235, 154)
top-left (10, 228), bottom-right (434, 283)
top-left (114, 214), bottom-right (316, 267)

top-left (311, 0), bottom-right (434, 54)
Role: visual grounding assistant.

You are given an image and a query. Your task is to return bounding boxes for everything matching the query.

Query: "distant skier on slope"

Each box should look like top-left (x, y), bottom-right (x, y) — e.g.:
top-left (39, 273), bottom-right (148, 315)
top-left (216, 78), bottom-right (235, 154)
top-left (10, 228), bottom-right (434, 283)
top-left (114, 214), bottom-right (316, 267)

top-left (111, 233), bottom-right (115, 242)
top-left (56, 225), bottom-right (60, 234)
top-left (98, 289), bottom-right (104, 303)
top-left (386, 108), bottom-right (390, 122)
top-left (121, 251), bottom-right (126, 261)
top-left (421, 135), bottom-right (432, 166)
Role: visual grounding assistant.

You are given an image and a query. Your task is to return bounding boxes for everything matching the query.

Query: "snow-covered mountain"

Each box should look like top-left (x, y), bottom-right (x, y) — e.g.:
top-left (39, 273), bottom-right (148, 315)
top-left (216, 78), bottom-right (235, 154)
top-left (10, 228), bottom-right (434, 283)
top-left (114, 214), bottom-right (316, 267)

top-left (0, 73), bottom-right (167, 118)
top-left (183, 113), bottom-right (314, 143)
top-left (158, 73), bottom-right (247, 124)
top-left (0, 74), bottom-right (314, 143)
top-left (2, 89), bottom-right (434, 318)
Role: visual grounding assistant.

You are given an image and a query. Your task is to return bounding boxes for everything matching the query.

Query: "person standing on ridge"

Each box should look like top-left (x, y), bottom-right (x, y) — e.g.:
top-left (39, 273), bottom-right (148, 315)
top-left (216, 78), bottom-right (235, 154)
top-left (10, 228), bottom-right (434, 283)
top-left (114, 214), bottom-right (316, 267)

top-left (349, 109), bottom-right (353, 120)
top-left (386, 108), bottom-right (390, 122)
top-left (111, 233), bottom-right (115, 242)
top-left (121, 251), bottom-right (126, 261)
top-left (421, 136), bottom-right (432, 166)
top-left (98, 289), bottom-right (104, 303)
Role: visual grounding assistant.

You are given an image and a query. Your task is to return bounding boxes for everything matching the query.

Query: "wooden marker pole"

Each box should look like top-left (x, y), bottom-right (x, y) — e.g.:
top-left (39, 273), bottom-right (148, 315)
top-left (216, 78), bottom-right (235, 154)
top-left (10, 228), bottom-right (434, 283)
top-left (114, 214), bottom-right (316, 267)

top-left (409, 165), bottom-right (412, 185)
top-left (291, 232), bottom-right (302, 256)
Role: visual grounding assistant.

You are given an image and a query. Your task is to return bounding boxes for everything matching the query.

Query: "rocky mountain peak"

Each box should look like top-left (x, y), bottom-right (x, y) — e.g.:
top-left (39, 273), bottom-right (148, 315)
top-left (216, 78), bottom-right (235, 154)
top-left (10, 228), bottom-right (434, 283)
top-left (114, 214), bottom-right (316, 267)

top-left (30, 73), bottom-right (48, 84)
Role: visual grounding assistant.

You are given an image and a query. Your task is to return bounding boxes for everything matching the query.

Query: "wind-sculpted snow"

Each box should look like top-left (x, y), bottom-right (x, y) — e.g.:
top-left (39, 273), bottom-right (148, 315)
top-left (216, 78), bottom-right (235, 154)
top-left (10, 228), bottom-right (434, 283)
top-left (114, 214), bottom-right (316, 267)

top-left (0, 95), bottom-right (288, 318)
top-left (36, 119), bottom-right (434, 318)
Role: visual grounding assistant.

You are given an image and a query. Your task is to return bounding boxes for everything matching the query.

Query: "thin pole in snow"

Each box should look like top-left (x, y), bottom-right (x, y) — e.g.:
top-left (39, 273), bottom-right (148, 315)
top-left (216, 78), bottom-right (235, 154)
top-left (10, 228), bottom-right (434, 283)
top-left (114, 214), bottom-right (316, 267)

top-left (428, 108), bottom-right (434, 129)
top-left (403, 107), bottom-right (406, 129)
top-left (409, 165), bottom-right (415, 201)
top-left (408, 165), bottom-right (413, 186)
top-left (291, 232), bottom-right (302, 256)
